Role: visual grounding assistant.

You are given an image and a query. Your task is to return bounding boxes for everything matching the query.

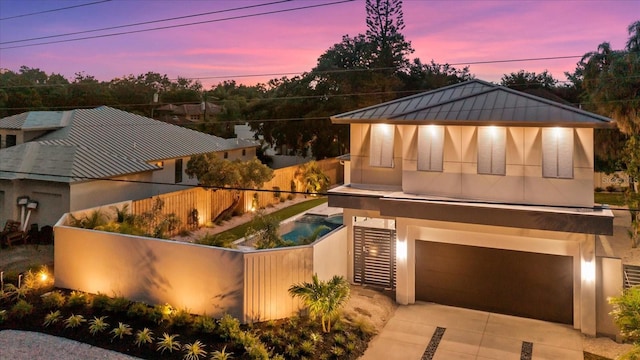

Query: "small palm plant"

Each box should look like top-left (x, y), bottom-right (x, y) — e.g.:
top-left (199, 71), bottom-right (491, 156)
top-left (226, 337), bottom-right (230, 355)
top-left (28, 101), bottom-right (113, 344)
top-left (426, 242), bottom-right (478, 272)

top-left (210, 346), bottom-right (234, 360)
top-left (64, 314), bottom-right (86, 329)
top-left (134, 328), bottom-right (154, 347)
top-left (156, 333), bottom-right (181, 354)
top-left (43, 310), bottom-right (62, 327)
top-left (288, 274), bottom-right (350, 333)
top-left (88, 316), bottom-right (109, 335)
top-left (111, 322), bottom-right (132, 340)
top-left (183, 340), bottom-right (207, 360)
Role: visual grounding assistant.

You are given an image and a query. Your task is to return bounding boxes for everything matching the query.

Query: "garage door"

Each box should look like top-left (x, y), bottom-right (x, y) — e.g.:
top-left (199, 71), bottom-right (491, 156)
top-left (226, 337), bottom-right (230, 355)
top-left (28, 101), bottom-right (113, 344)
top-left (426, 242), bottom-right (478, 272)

top-left (415, 241), bottom-right (573, 324)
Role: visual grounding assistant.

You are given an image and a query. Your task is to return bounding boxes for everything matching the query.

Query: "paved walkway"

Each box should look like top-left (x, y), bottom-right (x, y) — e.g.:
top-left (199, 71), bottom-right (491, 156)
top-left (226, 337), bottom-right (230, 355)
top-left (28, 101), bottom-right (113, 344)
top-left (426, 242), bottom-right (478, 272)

top-left (362, 302), bottom-right (583, 360)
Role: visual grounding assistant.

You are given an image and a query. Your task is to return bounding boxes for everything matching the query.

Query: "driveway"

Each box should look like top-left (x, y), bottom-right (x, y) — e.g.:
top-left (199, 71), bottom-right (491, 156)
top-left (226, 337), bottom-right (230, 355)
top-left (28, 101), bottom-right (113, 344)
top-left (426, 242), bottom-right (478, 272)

top-left (361, 302), bottom-right (583, 360)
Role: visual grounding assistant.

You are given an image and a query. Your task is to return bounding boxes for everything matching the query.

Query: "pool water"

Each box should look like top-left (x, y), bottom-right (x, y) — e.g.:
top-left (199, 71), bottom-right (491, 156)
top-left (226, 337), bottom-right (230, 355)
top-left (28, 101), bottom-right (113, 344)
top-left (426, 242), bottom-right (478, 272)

top-left (281, 214), bottom-right (344, 243)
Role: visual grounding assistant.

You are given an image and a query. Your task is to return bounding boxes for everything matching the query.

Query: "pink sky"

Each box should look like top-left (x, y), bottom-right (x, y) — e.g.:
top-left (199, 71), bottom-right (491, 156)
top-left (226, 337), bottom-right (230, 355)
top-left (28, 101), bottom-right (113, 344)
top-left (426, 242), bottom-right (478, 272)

top-left (0, 0), bottom-right (637, 88)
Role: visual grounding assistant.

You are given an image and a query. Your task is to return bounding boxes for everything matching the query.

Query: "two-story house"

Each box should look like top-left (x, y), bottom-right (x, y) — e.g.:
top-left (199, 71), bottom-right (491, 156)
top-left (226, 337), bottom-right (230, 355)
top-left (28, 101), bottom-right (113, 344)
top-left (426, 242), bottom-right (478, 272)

top-left (0, 106), bottom-right (257, 227)
top-left (328, 80), bottom-right (614, 336)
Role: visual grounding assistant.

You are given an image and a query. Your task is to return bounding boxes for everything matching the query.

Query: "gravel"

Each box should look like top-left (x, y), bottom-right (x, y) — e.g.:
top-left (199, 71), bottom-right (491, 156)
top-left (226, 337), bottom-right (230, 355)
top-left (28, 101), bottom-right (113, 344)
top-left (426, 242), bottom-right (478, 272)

top-left (0, 330), bottom-right (140, 360)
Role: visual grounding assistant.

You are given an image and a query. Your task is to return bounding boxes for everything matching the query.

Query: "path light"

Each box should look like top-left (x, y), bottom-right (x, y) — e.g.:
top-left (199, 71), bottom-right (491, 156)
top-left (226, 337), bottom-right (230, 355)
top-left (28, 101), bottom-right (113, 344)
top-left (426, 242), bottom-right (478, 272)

top-left (1, 271), bottom-right (3, 290)
top-left (18, 274), bottom-right (22, 288)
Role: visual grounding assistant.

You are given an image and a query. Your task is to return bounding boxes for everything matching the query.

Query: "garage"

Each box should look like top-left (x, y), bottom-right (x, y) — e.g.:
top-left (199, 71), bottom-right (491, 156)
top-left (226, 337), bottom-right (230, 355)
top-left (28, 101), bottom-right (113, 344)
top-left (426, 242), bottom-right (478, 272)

top-left (415, 241), bottom-right (573, 324)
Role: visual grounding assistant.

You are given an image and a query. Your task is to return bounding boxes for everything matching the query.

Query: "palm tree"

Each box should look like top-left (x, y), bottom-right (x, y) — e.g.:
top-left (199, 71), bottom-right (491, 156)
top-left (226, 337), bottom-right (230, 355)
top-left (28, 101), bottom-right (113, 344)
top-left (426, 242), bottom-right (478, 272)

top-left (288, 274), bottom-right (350, 332)
top-left (626, 20), bottom-right (640, 52)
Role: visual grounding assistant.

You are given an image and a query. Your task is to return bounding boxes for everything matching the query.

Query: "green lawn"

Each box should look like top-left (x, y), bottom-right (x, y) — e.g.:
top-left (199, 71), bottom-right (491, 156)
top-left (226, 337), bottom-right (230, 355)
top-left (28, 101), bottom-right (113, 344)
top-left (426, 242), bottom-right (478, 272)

top-left (595, 192), bottom-right (640, 206)
top-left (214, 197), bottom-right (328, 240)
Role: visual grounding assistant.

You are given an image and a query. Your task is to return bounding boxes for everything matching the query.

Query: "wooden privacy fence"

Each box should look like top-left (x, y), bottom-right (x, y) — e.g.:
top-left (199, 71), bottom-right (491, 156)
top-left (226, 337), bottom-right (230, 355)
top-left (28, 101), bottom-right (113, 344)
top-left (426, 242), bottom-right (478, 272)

top-left (131, 158), bottom-right (343, 234)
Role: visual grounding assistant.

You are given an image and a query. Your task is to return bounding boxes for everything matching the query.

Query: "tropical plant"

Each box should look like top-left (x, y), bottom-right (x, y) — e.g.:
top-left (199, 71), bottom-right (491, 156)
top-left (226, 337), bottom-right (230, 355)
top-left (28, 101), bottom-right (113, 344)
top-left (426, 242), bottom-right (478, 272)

top-left (43, 310), bottom-right (62, 327)
top-left (182, 340), bottom-right (207, 360)
top-left (296, 161), bottom-right (331, 195)
top-left (170, 307), bottom-right (193, 327)
top-left (157, 333), bottom-right (181, 354)
top-left (210, 346), bottom-right (234, 360)
top-left (196, 233), bottom-right (236, 248)
top-left (134, 328), bottom-right (155, 347)
top-left (88, 316), bottom-right (110, 335)
top-left (127, 302), bottom-right (149, 318)
top-left (68, 209), bottom-right (107, 229)
top-left (288, 274), bottom-right (351, 332)
top-left (111, 322), bottom-right (133, 340)
top-left (107, 295), bottom-right (131, 313)
top-left (64, 314), bottom-right (86, 328)
top-left (245, 211), bottom-right (289, 249)
top-left (91, 292), bottom-right (111, 311)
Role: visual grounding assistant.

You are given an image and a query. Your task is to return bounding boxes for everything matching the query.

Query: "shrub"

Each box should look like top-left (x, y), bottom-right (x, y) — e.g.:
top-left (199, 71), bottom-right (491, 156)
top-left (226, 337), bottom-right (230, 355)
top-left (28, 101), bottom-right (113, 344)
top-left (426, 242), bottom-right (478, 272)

top-left (64, 314), bottom-right (86, 329)
top-left (285, 344), bottom-right (299, 358)
top-left (0, 310), bottom-right (7, 324)
top-left (595, 187), bottom-right (604, 192)
top-left (127, 302), bottom-right (149, 319)
top-left (91, 292), bottom-right (111, 311)
top-left (66, 291), bottom-right (87, 308)
top-left (107, 295), bottom-right (131, 314)
top-left (217, 314), bottom-right (241, 340)
top-left (610, 286), bottom-right (640, 342)
top-left (607, 185), bottom-right (617, 192)
top-left (170, 308), bottom-right (193, 328)
top-left (331, 345), bottom-right (345, 358)
top-left (333, 333), bottom-right (346, 346)
top-left (192, 314), bottom-right (216, 334)
top-left (134, 328), bottom-right (155, 347)
top-left (300, 340), bottom-right (315, 355)
top-left (11, 299), bottom-right (34, 319)
top-left (43, 310), bottom-right (62, 327)
top-left (148, 304), bottom-right (172, 324)
top-left (41, 291), bottom-right (66, 309)
top-left (196, 233), bottom-right (236, 248)
top-left (88, 316), bottom-right (110, 335)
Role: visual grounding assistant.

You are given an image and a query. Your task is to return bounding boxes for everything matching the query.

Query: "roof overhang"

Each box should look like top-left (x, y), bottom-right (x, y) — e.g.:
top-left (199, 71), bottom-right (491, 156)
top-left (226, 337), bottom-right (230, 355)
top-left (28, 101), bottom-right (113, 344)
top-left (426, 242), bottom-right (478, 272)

top-left (328, 186), bottom-right (614, 235)
top-left (330, 117), bottom-right (616, 128)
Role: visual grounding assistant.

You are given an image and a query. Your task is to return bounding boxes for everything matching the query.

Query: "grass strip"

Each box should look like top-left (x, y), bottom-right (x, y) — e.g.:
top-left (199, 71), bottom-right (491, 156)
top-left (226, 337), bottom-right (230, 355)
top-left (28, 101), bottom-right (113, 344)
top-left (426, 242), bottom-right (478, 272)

top-left (214, 197), bottom-right (328, 241)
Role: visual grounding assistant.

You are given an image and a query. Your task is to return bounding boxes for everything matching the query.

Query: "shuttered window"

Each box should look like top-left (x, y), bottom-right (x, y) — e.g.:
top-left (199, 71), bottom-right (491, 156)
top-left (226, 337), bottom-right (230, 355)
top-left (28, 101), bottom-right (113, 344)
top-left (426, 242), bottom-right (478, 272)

top-left (417, 125), bottom-right (444, 172)
top-left (370, 124), bottom-right (394, 168)
top-left (477, 126), bottom-right (506, 175)
top-left (542, 128), bottom-right (573, 179)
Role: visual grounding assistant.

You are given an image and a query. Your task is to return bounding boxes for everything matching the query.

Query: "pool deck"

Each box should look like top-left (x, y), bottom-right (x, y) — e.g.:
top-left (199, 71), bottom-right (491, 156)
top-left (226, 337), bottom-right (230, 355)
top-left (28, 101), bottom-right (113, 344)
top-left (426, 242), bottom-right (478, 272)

top-left (304, 202), bottom-right (343, 217)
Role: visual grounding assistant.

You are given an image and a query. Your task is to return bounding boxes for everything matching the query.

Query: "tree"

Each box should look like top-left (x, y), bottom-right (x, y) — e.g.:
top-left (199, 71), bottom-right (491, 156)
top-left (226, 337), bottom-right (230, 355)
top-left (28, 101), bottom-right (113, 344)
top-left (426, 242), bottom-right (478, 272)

top-left (185, 154), bottom-right (274, 222)
top-left (288, 274), bottom-right (350, 333)
top-left (365, 0), bottom-right (414, 72)
top-left (500, 70), bottom-right (557, 90)
top-left (609, 286), bottom-right (640, 358)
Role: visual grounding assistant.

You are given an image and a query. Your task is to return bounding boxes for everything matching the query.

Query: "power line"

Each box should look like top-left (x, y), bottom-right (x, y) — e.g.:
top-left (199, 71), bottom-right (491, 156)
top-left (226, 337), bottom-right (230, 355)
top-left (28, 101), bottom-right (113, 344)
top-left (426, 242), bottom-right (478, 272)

top-left (0, 0), bottom-right (292, 45)
top-left (0, 0), bottom-right (355, 50)
top-left (0, 0), bottom-right (112, 21)
top-left (1, 168), bottom-right (634, 212)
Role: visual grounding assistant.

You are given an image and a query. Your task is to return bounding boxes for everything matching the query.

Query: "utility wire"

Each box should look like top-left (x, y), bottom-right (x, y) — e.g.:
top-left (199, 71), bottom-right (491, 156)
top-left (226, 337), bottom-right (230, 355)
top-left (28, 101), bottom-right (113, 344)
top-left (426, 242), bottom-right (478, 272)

top-left (0, 0), bottom-right (355, 50)
top-left (0, 0), bottom-right (112, 21)
top-left (0, 0), bottom-right (292, 45)
top-left (1, 168), bottom-right (634, 212)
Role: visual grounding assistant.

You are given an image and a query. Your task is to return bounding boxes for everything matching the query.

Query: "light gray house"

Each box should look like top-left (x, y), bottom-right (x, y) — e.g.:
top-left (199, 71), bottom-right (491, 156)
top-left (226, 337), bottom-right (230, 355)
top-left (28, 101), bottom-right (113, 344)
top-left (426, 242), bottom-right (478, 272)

top-left (328, 79), bottom-right (615, 336)
top-left (0, 106), bottom-right (257, 228)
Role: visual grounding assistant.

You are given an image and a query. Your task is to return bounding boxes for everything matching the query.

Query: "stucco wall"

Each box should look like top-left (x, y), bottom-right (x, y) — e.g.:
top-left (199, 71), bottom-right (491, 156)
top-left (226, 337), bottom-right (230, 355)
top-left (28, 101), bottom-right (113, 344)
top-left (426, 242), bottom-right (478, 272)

top-left (70, 173), bottom-right (155, 212)
top-left (55, 224), bottom-right (246, 319)
top-left (313, 227), bottom-right (348, 281)
top-left (0, 179), bottom-right (70, 228)
top-left (393, 125), bottom-right (594, 207)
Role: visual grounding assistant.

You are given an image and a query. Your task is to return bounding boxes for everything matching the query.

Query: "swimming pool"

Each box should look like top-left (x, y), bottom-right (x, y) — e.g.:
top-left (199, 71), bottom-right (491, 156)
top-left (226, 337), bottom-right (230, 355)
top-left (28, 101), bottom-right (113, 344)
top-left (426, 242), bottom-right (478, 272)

top-left (281, 214), bottom-right (344, 243)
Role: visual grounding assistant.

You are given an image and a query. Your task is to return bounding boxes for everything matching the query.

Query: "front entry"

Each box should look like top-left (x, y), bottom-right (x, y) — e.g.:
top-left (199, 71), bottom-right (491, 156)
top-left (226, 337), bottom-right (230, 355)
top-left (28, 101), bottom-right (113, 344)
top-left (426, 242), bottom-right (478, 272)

top-left (415, 241), bottom-right (573, 324)
top-left (354, 225), bottom-right (396, 289)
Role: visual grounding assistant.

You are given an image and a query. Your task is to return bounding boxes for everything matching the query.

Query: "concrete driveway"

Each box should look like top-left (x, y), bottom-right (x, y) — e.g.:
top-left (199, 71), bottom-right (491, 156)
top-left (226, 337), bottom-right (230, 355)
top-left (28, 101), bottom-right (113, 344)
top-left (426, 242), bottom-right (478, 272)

top-left (361, 302), bottom-right (582, 360)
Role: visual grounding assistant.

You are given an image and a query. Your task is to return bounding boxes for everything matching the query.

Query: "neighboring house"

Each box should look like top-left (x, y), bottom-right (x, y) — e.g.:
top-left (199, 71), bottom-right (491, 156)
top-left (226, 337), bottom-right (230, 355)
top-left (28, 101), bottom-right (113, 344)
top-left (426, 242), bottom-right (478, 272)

top-left (155, 102), bottom-right (221, 123)
top-left (0, 106), bottom-right (257, 227)
top-left (328, 79), bottom-right (614, 336)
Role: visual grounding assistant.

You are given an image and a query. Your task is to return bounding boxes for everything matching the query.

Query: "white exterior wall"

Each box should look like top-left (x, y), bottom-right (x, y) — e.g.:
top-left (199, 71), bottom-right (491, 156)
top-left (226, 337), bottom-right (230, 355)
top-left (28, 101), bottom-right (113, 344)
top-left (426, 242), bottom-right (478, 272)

top-left (70, 172), bottom-right (155, 212)
top-left (398, 125), bottom-right (594, 207)
top-left (0, 179), bottom-right (70, 228)
top-left (349, 123), bottom-right (403, 188)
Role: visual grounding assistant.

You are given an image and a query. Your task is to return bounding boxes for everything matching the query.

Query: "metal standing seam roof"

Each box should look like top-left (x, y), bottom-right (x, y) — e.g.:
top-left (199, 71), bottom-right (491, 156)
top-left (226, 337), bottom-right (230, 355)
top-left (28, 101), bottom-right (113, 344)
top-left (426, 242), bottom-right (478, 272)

top-left (331, 79), bottom-right (613, 127)
top-left (0, 106), bottom-right (257, 183)
top-left (0, 111), bottom-right (71, 130)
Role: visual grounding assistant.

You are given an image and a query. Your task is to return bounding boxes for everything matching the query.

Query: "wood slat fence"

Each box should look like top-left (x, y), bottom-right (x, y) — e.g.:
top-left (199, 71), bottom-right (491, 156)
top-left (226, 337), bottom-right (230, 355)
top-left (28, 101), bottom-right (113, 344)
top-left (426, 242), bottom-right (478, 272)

top-left (131, 158), bottom-right (343, 236)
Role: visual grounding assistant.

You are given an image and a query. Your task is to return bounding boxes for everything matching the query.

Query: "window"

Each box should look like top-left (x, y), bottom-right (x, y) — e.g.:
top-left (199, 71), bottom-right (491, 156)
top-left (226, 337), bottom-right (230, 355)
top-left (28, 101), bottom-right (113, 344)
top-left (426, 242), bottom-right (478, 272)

top-left (242, 149), bottom-right (246, 156)
top-left (175, 158), bottom-right (183, 183)
top-left (370, 124), bottom-right (394, 168)
top-left (417, 125), bottom-right (444, 172)
top-left (224, 152), bottom-right (229, 159)
top-left (542, 127), bottom-right (574, 179)
top-left (477, 126), bottom-right (506, 175)
top-left (6, 134), bottom-right (16, 148)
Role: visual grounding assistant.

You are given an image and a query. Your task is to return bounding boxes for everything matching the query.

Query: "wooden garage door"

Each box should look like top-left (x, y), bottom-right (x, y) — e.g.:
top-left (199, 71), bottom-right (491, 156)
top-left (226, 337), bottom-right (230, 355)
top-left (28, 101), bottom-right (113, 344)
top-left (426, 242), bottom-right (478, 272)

top-left (415, 241), bottom-right (573, 324)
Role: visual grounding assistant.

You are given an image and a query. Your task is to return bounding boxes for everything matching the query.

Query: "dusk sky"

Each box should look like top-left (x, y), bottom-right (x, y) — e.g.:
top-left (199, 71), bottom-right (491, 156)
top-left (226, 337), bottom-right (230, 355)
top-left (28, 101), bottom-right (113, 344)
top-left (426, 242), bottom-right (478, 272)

top-left (0, 0), bottom-right (637, 88)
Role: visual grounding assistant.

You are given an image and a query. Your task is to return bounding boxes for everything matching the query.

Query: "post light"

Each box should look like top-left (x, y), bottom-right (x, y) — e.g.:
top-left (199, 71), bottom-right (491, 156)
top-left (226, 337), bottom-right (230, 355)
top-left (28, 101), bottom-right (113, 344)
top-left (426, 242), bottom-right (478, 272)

top-left (396, 240), bottom-right (407, 261)
top-left (18, 274), bottom-right (22, 289)
top-left (1, 271), bottom-right (3, 290)
top-left (582, 259), bottom-right (595, 283)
